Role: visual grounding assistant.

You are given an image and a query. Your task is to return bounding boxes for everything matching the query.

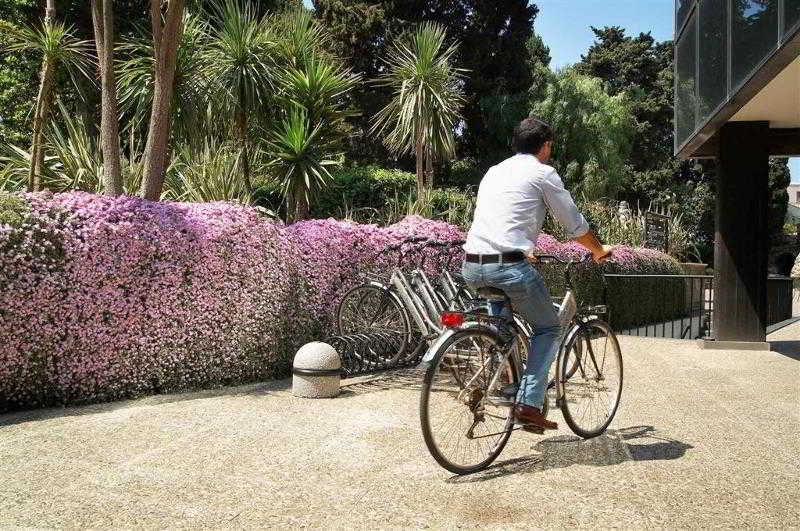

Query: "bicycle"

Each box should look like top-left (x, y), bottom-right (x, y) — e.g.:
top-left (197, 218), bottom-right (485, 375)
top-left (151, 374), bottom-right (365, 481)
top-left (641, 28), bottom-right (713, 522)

top-left (336, 237), bottom-right (469, 367)
top-left (419, 253), bottom-right (623, 475)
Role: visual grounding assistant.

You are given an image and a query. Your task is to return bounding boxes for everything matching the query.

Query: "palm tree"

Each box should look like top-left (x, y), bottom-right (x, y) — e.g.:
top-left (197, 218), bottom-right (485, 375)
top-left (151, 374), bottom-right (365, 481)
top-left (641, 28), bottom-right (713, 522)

top-left (371, 22), bottom-right (464, 194)
top-left (116, 12), bottom-right (211, 147)
top-left (139, 0), bottom-right (186, 201)
top-left (270, 51), bottom-right (358, 221)
top-left (203, 0), bottom-right (275, 198)
top-left (1, 3), bottom-right (92, 192)
top-left (91, 0), bottom-right (123, 196)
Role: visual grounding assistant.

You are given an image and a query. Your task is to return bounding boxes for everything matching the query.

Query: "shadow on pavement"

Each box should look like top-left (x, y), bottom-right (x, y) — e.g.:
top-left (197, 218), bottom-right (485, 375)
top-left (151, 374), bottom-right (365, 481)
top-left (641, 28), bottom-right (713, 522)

top-left (0, 378), bottom-right (292, 428)
top-left (339, 369), bottom-right (424, 397)
top-left (447, 425), bottom-right (693, 483)
top-left (770, 341), bottom-right (800, 360)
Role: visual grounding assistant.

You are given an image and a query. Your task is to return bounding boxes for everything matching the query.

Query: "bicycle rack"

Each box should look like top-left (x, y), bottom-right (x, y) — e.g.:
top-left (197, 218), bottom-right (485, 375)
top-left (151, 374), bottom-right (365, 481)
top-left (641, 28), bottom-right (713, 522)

top-left (325, 331), bottom-right (423, 377)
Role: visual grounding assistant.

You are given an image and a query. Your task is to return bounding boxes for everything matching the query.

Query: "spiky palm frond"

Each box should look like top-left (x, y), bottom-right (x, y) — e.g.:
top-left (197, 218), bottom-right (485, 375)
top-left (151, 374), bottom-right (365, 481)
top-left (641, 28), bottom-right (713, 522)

top-left (371, 22), bottom-right (464, 162)
top-left (271, 9), bottom-right (331, 69)
top-left (116, 12), bottom-right (211, 144)
top-left (203, 0), bottom-right (276, 116)
top-left (268, 108), bottom-right (341, 217)
top-left (171, 140), bottom-right (250, 203)
top-left (2, 18), bottom-right (94, 80)
top-left (276, 54), bottom-right (359, 128)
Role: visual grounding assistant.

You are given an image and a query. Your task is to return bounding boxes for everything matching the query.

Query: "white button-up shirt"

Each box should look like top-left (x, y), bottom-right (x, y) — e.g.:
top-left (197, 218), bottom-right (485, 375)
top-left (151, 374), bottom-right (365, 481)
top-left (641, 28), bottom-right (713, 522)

top-left (464, 153), bottom-right (589, 254)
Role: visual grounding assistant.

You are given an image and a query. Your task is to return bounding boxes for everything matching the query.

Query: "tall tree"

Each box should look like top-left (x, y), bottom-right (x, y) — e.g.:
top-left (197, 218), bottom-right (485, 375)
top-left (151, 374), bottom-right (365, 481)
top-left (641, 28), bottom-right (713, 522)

top-left (577, 26), bottom-right (673, 177)
top-left (140, 0), bottom-right (186, 201)
top-left (203, 0), bottom-right (274, 198)
top-left (2, 1), bottom-right (92, 191)
top-left (91, 0), bottom-right (123, 195)
top-left (313, 0), bottom-right (538, 164)
top-left (532, 69), bottom-right (635, 198)
top-left (371, 22), bottom-right (464, 194)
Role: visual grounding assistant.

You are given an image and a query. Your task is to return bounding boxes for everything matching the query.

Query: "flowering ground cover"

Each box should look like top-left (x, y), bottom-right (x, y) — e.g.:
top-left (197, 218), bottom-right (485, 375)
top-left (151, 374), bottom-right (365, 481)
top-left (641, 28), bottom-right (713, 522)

top-left (0, 192), bottom-right (680, 411)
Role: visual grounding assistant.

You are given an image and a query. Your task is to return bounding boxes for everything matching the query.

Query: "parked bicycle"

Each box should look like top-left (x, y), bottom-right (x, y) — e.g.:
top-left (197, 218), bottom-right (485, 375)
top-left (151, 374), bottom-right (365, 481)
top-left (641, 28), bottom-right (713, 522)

top-left (336, 237), bottom-right (473, 367)
top-left (419, 253), bottom-right (623, 475)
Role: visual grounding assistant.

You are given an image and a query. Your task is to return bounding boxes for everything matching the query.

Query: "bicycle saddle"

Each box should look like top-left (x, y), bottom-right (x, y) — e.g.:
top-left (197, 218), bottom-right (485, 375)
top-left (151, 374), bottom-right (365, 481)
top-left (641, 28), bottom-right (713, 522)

top-left (477, 287), bottom-right (508, 301)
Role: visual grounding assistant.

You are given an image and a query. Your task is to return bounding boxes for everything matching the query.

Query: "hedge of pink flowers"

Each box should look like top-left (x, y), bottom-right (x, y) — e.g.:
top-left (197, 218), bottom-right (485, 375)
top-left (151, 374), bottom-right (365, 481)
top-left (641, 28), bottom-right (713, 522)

top-left (0, 192), bottom-right (679, 411)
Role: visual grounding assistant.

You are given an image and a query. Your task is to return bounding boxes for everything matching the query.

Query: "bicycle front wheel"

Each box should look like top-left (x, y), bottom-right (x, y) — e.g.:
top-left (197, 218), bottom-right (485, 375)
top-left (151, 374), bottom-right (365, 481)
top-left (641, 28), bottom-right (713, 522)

top-left (558, 318), bottom-right (623, 439)
top-left (420, 327), bottom-right (520, 475)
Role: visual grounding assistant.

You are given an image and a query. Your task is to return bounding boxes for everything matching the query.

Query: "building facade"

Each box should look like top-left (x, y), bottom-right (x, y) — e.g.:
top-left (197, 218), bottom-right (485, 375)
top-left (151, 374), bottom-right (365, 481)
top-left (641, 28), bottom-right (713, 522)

top-left (674, 0), bottom-right (800, 346)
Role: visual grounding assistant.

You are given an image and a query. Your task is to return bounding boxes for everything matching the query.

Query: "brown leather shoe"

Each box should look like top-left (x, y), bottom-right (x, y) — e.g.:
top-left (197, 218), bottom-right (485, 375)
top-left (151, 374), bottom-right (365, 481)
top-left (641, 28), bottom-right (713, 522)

top-left (514, 404), bottom-right (558, 431)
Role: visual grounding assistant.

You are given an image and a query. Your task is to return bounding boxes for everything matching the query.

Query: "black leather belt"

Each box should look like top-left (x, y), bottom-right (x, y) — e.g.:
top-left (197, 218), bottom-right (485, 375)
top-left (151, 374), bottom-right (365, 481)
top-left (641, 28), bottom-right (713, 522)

top-left (465, 251), bottom-right (526, 264)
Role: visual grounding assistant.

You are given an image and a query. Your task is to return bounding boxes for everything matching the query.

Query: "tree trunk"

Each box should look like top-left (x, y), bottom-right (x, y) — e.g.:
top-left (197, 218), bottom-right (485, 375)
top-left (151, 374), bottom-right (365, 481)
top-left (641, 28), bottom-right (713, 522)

top-left (294, 191), bottom-right (309, 222)
top-left (234, 107), bottom-right (253, 198)
top-left (27, 0), bottom-right (57, 192)
top-left (425, 147), bottom-right (434, 189)
top-left (92, 0), bottom-right (123, 196)
top-left (415, 126), bottom-right (424, 198)
top-left (140, 0), bottom-right (185, 201)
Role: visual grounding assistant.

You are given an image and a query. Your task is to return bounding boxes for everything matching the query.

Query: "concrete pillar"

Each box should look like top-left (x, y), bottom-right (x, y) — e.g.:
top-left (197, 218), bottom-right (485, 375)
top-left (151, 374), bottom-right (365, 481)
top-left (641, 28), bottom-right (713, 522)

top-left (711, 121), bottom-right (770, 345)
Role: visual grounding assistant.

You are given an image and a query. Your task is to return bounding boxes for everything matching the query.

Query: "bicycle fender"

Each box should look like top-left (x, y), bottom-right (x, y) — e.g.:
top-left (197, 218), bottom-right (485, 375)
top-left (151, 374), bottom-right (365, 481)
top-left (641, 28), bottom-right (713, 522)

top-left (418, 322), bottom-right (491, 366)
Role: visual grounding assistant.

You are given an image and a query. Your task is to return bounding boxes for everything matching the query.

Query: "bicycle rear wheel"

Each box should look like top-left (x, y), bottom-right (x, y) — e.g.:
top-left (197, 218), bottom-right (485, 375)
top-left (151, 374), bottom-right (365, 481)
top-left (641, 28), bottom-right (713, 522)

top-left (558, 318), bottom-right (623, 438)
top-left (336, 283), bottom-right (412, 361)
top-left (420, 327), bottom-right (520, 475)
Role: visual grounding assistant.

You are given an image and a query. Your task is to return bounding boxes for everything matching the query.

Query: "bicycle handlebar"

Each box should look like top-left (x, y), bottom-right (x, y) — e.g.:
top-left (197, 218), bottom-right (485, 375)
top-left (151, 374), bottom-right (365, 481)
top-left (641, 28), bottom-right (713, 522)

top-left (530, 253), bottom-right (593, 265)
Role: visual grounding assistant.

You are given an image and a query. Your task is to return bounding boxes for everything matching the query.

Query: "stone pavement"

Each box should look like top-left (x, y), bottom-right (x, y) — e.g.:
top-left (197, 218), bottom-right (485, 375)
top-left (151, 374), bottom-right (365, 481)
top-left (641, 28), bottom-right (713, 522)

top-left (1, 324), bottom-right (798, 528)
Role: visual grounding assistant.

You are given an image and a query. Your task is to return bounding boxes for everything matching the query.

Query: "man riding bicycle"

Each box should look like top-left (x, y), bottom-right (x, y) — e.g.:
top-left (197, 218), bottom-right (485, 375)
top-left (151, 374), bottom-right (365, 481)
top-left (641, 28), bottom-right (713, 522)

top-left (462, 116), bottom-right (612, 432)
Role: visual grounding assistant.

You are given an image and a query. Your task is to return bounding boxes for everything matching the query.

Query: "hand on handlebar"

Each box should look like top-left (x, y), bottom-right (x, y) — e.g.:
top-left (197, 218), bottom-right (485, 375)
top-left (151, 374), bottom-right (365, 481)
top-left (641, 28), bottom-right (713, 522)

top-left (593, 245), bottom-right (614, 264)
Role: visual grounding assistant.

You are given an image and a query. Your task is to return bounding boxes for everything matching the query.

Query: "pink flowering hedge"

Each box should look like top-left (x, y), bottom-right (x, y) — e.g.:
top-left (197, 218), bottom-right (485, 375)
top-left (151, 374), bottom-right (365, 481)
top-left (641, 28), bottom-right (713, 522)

top-left (0, 192), bottom-right (679, 411)
top-left (0, 193), bottom-right (462, 411)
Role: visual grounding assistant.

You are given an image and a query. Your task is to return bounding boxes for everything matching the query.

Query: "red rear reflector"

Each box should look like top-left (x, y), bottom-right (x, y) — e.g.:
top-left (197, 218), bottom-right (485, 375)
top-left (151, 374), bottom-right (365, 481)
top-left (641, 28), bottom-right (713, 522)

top-left (440, 312), bottom-right (465, 328)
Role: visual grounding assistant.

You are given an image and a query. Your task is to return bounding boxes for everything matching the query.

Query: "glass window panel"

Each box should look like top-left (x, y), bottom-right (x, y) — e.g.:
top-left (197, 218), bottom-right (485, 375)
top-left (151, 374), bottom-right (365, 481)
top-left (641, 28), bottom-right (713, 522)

top-left (698, 0), bottom-right (727, 121)
top-left (676, 0), bottom-right (694, 33)
top-left (785, 0), bottom-right (800, 35)
top-left (676, 12), bottom-right (697, 147)
top-left (731, 0), bottom-right (779, 88)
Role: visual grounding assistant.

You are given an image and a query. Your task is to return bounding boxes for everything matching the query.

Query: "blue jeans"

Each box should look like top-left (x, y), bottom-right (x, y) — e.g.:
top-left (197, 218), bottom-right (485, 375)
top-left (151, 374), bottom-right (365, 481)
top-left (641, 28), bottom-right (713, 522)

top-left (462, 260), bottom-right (561, 409)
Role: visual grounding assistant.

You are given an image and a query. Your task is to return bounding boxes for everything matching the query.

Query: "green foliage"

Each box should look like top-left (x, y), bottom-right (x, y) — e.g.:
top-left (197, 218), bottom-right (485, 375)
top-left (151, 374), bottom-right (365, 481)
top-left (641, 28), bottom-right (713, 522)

top-left (268, 108), bottom-right (340, 219)
top-left (171, 141), bottom-right (250, 203)
top-left (769, 158), bottom-right (791, 239)
top-left (1, 16), bottom-right (94, 82)
top-left (0, 192), bottom-right (31, 226)
top-left (303, 164), bottom-right (475, 227)
top-left (116, 12), bottom-right (212, 144)
top-left (531, 69), bottom-right (635, 197)
top-left (0, 50), bottom-right (37, 147)
top-left (203, 0), bottom-right (276, 118)
top-left (372, 22), bottom-right (464, 169)
top-left (312, 0), bottom-right (538, 163)
top-left (310, 165), bottom-right (415, 218)
top-left (576, 26), bottom-right (674, 177)
top-left (443, 157), bottom-right (485, 189)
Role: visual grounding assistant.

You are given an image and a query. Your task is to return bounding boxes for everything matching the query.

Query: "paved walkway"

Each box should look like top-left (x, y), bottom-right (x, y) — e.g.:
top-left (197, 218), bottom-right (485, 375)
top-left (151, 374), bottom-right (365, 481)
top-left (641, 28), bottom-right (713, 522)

top-left (1, 324), bottom-right (798, 528)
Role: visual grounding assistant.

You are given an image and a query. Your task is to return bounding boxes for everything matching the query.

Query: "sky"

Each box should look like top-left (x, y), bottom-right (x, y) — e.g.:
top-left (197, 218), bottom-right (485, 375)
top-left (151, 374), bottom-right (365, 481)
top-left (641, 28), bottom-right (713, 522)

top-left (302, 0), bottom-right (799, 183)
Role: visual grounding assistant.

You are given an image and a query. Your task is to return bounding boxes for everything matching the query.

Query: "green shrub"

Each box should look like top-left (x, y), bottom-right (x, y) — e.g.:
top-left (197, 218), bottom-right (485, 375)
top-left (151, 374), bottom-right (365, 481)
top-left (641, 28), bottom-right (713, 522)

top-left (443, 158), bottom-right (485, 189)
top-left (0, 192), bottom-right (31, 226)
top-left (311, 165), bottom-right (416, 219)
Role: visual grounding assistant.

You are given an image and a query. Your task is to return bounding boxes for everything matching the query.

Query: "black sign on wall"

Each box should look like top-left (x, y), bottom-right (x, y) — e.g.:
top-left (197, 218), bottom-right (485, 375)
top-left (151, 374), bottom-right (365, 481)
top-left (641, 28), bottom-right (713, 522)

top-left (644, 211), bottom-right (670, 252)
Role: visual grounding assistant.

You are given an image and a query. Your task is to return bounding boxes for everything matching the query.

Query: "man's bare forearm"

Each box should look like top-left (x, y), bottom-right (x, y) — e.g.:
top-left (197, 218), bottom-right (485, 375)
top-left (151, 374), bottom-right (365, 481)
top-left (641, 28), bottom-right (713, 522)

top-left (574, 231), bottom-right (612, 262)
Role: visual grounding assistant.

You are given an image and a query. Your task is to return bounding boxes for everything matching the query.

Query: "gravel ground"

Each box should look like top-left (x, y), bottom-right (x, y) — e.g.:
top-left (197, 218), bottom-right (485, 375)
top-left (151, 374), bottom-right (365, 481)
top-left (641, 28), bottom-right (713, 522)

top-left (1, 324), bottom-right (798, 529)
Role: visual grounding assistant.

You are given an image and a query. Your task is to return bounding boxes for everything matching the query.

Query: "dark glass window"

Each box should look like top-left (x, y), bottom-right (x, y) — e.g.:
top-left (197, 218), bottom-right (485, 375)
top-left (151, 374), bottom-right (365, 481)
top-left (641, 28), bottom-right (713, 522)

top-left (698, 0), bottom-right (727, 121)
top-left (676, 12), bottom-right (697, 147)
top-left (786, 0), bottom-right (800, 35)
top-left (676, 0), bottom-right (694, 34)
top-left (731, 0), bottom-right (779, 89)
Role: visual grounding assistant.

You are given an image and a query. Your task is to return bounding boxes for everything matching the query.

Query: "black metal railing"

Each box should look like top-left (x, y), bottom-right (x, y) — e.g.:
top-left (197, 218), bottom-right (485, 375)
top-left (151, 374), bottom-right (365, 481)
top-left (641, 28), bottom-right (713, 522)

top-left (603, 274), bottom-right (714, 340)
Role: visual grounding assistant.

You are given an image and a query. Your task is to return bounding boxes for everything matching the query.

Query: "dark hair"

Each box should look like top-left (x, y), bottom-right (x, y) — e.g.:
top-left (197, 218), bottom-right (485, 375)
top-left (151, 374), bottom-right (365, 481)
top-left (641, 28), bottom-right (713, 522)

top-left (512, 116), bottom-right (553, 155)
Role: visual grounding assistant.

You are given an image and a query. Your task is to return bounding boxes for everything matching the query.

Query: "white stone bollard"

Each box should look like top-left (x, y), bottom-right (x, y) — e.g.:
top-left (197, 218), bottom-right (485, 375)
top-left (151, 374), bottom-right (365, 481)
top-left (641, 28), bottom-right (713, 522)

top-left (292, 342), bottom-right (341, 398)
